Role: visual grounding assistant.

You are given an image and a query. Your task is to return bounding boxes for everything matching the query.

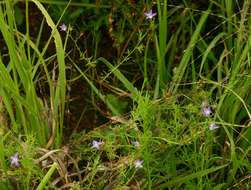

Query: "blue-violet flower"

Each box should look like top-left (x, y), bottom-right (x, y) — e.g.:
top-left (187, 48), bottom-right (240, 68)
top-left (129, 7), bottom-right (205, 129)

top-left (144, 9), bottom-right (157, 19)
top-left (201, 106), bottom-right (212, 117)
top-left (134, 159), bottom-right (143, 168)
top-left (209, 123), bottom-right (219, 130)
top-left (10, 152), bottom-right (20, 167)
top-left (59, 23), bottom-right (67, 32)
top-left (91, 140), bottom-right (104, 150)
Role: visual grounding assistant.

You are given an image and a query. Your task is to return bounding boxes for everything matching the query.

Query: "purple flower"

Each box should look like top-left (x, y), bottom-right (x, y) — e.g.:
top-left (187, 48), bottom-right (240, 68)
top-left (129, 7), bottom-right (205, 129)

top-left (201, 106), bottom-right (212, 117)
top-left (59, 23), bottom-right (67, 32)
top-left (134, 159), bottom-right (143, 168)
top-left (201, 100), bottom-right (213, 117)
top-left (91, 140), bottom-right (104, 150)
top-left (209, 123), bottom-right (219, 130)
top-left (10, 153), bottom-right (20, 167)
top-left (144, 9), bottom-right (157, 19)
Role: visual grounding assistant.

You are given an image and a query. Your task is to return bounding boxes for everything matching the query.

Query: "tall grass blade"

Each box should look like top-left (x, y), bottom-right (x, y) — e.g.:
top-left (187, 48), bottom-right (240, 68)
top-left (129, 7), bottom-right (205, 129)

top-left (170, 8), bottom-right (210, 93)
top-left (31, 0), bottom-right (66, 148)
top-left (36, 162), bottom-right (58, 190)
top-left (98, 57), bottom-right (139, 99)
top-left (158, 164), bottom-right (228, 188)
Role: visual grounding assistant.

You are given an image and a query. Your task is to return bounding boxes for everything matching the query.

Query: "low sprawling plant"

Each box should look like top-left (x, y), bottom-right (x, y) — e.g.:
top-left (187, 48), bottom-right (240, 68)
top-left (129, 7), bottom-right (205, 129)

top-left (0, 0), bottom-right (250, 189)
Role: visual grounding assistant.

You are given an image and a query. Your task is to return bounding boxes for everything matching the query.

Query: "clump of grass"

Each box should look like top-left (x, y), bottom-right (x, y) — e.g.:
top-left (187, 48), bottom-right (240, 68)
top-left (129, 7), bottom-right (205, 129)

top-left (54, 90), bottom-right (231, 189)
top-left (0, 0), bottom-right (49, 146)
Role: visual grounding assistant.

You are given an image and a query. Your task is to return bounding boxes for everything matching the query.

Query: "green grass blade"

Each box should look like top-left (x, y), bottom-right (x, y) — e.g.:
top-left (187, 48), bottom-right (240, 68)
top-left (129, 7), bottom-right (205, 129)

top-left (72, 61), bottom-right (120, 116)
top-left (171, 8), bottom-right (210, 93)
top-left (36, 162), bottom-right (58, 190)
top-left (31, 0), bottom-right (66, 147)
top-left (158, 164), bottom-right (228, 188)
top-left (98, 57), bottom-right (139, 99)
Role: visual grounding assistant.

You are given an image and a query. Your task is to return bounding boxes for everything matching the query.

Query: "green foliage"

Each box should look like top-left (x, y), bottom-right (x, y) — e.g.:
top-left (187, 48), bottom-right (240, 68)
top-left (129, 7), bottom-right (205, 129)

top-left (0, 0), bottom-right (250, 189)
top-left (106, 94), bottom-right (128, 115)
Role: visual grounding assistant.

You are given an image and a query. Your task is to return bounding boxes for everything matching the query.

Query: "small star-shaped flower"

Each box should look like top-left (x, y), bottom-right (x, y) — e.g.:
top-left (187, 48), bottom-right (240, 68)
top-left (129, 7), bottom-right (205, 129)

top-left (91, 140), bottom-right (104, 150)
top-left (59, 23), bottom-right (67, 32)
top-left (144, 9), bottom-right (157, 19)
top-left (201, 106), bottom-right (212, 117)
top-left (134, 159), bottom-right (143, 168)
top-left (10, 153), bottom-right (20, 167)
top-left (209, 123), bottom-right (219, 130)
